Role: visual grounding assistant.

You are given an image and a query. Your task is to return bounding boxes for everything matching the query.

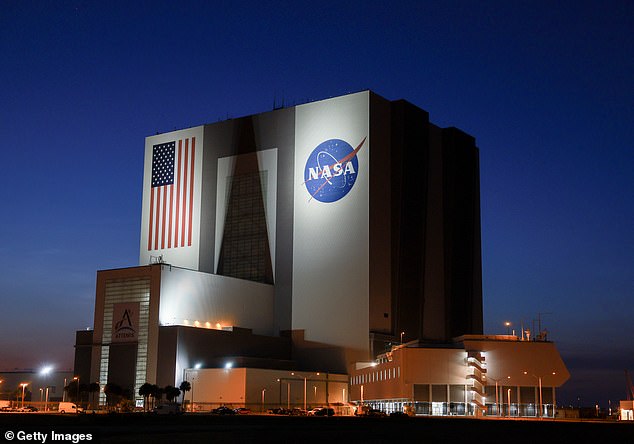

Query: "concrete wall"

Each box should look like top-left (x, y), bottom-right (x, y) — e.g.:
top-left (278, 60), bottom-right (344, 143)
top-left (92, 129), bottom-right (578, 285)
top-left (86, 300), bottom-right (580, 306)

top-left (158, 266), bottom-right (275, 336)
top-left (181, 367), bottom-right (348, 408)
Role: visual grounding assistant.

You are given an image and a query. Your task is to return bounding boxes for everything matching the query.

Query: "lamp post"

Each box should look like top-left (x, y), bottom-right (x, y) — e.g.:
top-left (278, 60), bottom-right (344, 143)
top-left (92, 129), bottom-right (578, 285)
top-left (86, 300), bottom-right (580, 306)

top-left (400, 331), bottom-right (405, 344)
top-left (291, 372), bottom-right (309, 410)
top-left (486, 377), bottom-right (498, 416)
top-left (63, 378), bottom-right (67, 402)
top-left (41, 366), bottom-right (52, 412)
top-left (261, 389), bottom-right (266, 413)
top-left (73, 376), bottom-right (80, 410)
top-left (507, 388), bottom-right (512, 417)
top-left (186, 370), bottom-right (198, 413)
top-left (487, 375), bottom-right (511, 416)
top-left (504, 322), bottom-right (511, 335)
top-left (20, 383), bottom-right (28, 409)
top-left (524, 371), bottom-right (556, 418)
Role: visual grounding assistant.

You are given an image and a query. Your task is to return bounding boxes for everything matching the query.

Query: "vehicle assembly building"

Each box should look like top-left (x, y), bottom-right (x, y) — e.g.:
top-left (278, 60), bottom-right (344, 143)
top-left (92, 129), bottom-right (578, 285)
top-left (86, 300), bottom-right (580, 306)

top-left (75, 90), bottom-right (568, 416)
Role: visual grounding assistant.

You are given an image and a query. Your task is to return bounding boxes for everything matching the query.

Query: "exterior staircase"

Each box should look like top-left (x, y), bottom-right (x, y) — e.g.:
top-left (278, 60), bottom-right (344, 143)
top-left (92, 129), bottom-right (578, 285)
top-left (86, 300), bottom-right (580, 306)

top-left (467, 351), bottom-right (487, 415)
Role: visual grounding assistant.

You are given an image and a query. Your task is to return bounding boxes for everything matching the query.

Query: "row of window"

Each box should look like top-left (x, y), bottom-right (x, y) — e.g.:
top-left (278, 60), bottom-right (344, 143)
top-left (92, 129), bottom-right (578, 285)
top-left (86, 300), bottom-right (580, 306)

top-left (351, 366), bottom-right (401, 385)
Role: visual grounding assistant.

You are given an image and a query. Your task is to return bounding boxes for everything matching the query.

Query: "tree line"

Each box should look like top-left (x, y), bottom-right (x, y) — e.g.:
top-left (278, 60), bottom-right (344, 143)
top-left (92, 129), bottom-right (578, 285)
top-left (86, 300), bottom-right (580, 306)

top-left (63, 380), bottom-right (191, 411)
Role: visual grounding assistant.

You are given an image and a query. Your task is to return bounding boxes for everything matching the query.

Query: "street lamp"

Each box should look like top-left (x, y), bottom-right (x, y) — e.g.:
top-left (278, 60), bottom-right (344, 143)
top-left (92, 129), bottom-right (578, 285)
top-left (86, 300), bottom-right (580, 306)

top-left (504, 321), bottom-right (511, 335)
top-left (400, 331), bottom-right (405, 344)
top-left (291, 372), bottom-right (308, 410)
top-left (40, 366), bottom-right (52, 412)
top-left (186, 369), bottom-right (198, 413)
top-left (524, 371), bottom-right (556, 418)
top-left (507, 388), bottom-right (512, 417)
top-left (261, 389), bottom-right (266, 412)
top-left (487, 375), bottom-right (511, 416)
top-left (73, 376), bottom-right (80, 409)
top-left (20, 383), bottom-right (28, 408)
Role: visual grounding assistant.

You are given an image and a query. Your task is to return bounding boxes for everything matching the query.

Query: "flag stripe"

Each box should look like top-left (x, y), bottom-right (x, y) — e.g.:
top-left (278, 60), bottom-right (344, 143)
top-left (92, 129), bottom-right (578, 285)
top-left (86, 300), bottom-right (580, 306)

top-left (167, 184), bottom-right (174, 249)
top-left (161, 182), bottom-right (167, 249)
top-left (154, 187), bottom-right (161, 249)
top-left (148, 187), bottom-right (155, 251)
top-left (188, 137), bottom-right (195, 246)
top-left (181, 139), bottom-right (189, 247)
top-left (174, 140), bottom-right (182, 248)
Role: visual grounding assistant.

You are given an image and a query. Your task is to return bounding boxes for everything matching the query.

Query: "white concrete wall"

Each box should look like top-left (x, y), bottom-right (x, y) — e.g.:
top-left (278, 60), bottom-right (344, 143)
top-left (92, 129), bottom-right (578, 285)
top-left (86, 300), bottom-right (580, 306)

top-left (292, 91), bottom-right (370, 359)
top-left (159, 266), bottom-right (274, 336)
top-left (183, 367), bottom-right (349, 408)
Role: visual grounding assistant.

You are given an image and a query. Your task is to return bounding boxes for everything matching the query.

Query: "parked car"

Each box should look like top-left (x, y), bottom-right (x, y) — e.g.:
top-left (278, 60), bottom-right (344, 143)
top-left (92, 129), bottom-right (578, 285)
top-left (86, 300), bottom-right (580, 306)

top-left (365, 408), bottom-right (387, 417)
top-left (312, 407), bottom-right (335, 417)
top-left (212, 406), bottom-right (236, 415)
top-left (389, 411), bottom-right (409, 418)
top-left (153, 404), bottom-right (181, 415)
top-left (58, 402), bottom-right (83, 414)
top-left (234, 407), bottom-right (251, 414)
top-left (18, 406), bottom-right (39, 412)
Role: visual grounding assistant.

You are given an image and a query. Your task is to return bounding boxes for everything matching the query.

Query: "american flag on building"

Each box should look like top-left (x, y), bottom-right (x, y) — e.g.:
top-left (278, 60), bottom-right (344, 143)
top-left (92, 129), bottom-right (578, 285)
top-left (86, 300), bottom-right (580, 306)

top-left (147, 137), bottom-right (196, 250)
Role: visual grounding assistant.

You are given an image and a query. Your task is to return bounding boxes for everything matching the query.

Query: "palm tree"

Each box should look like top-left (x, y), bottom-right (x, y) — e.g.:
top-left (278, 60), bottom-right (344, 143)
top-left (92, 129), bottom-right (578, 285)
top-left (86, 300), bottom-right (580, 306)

top-left (65, 380), bottom-right (78, 402)
top-left (88, 382), bottom-right (100, 409)
top-left (164, 386), bottom-right (181, 403)
top-left (179, 381), bottom-right (191, 407)
top-left (150, 384), bottom-right (162, 410)
top-left (139, 383), bottom-right (153, 412)
top-left (104, 383), bottom-right (122, 411)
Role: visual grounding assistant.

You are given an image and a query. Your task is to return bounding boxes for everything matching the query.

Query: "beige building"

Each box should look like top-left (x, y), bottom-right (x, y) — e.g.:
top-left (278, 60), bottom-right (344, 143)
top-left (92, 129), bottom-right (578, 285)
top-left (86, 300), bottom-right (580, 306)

top-left (182, 367), bottom-right (349, 412)
top-left (349, 335), bottom-right (569, 418)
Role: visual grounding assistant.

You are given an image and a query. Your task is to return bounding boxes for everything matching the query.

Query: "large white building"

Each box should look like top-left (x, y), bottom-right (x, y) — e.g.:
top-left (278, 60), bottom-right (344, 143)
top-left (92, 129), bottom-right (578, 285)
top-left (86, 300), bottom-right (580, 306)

top-left (76, 91), bottom-right (568, 415)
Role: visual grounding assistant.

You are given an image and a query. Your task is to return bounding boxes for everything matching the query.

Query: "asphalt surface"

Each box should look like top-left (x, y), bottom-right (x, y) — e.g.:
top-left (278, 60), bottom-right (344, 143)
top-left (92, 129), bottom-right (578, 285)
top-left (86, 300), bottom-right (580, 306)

top-left (1, 413), bottom-right (632, 444)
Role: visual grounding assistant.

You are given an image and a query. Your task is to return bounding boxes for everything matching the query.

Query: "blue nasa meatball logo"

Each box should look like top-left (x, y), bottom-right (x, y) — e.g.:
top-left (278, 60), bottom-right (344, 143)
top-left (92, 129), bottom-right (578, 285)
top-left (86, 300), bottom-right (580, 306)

top-left (303, 137), bottom-right (366, 203)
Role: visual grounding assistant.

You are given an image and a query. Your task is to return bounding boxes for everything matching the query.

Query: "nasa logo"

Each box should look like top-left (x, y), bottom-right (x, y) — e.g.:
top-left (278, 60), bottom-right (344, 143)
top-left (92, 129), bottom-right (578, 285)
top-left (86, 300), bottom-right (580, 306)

top-left (303, 137), bottom-right (366, 203)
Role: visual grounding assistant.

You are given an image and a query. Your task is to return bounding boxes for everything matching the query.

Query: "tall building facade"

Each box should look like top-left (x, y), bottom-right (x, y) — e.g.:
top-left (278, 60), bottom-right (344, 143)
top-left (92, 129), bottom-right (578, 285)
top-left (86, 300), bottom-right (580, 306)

top-left (86, 91), bottom-right (484, 401)
top-left (139, 90), bottom-right (482, 354)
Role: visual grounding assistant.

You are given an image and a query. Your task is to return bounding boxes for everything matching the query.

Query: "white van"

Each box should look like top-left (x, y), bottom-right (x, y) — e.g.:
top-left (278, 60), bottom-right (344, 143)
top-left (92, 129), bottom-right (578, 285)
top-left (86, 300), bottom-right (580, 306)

top-left (58, 402), bottom-right (83, 414)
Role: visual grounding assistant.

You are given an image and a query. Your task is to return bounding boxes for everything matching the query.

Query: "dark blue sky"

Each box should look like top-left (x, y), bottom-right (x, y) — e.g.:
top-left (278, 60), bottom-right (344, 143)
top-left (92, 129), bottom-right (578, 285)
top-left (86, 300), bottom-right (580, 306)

top-left (1, 1), bottom-right (632, 407)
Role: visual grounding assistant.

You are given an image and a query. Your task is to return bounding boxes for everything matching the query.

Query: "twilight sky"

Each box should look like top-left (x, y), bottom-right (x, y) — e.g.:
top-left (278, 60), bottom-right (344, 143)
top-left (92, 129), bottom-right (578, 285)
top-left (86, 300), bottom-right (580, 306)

top-left (1, 1), bottom-right (632, 407)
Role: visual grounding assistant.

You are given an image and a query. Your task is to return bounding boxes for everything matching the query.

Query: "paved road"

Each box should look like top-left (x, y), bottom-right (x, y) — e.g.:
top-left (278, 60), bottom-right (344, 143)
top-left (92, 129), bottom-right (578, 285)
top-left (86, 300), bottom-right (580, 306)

top-left (1, 413), bottom-right (632, 443)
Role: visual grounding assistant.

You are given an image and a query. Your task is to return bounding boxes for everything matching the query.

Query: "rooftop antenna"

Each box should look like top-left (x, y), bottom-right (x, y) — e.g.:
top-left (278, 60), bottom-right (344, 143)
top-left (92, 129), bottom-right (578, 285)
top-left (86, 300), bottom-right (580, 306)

top-left (538, 312), bottom-right (552, 340)
top-left (626, 370), bottom-right (634, 400)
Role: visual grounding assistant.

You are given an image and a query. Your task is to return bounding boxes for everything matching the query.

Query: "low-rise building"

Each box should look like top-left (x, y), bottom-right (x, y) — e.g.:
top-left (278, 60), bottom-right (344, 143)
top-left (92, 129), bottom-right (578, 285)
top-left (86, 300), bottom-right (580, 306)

top-left (349, 335), bottom-right (569, 418)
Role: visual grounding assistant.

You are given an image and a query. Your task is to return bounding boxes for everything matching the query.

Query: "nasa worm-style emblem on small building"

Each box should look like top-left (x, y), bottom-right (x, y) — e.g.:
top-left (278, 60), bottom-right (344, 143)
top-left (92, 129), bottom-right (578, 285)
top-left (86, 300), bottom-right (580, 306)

top-left (303, 137), bottom-right (366, 203)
